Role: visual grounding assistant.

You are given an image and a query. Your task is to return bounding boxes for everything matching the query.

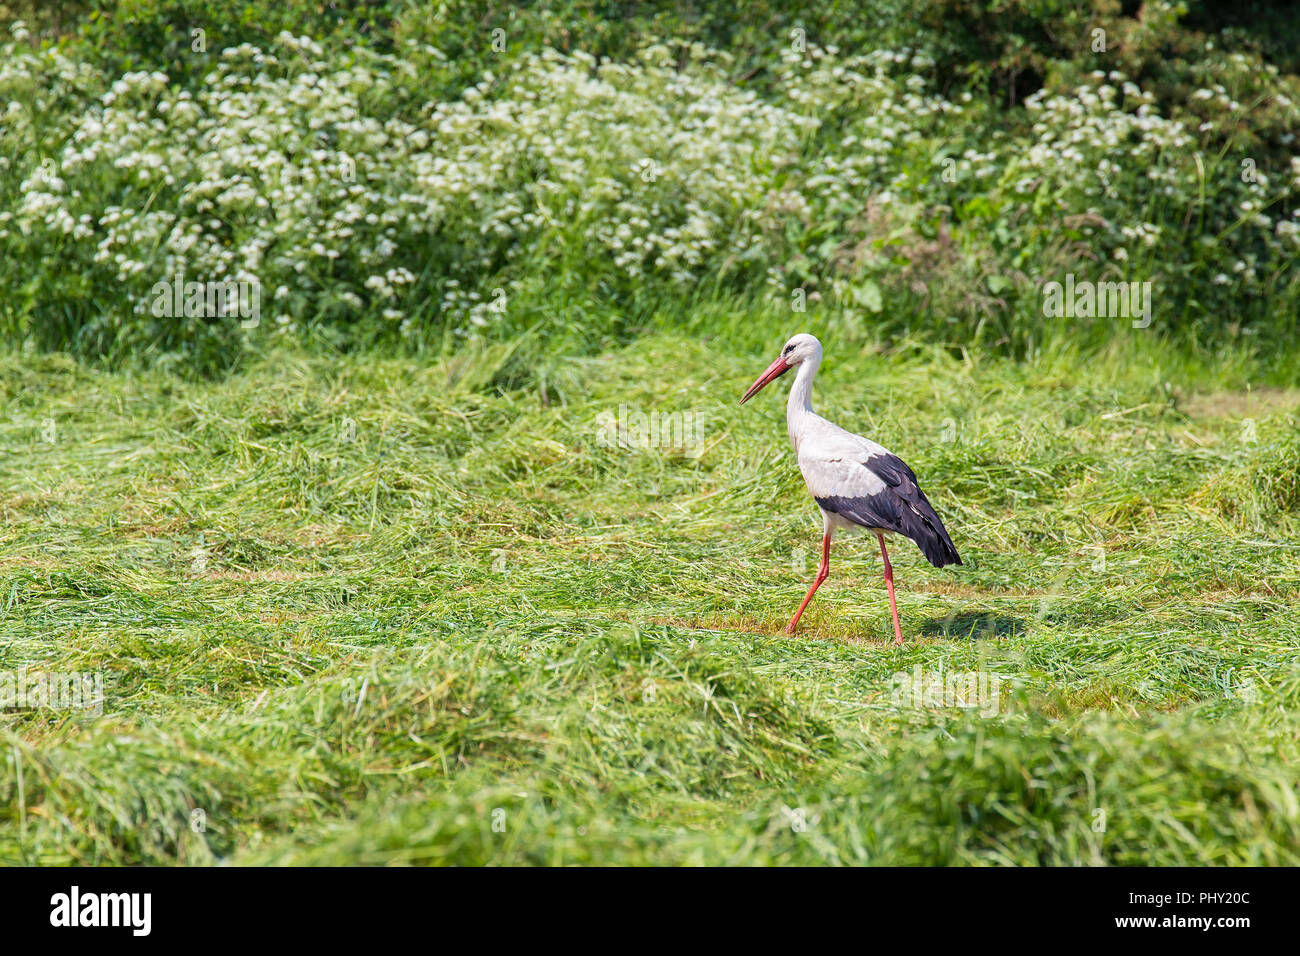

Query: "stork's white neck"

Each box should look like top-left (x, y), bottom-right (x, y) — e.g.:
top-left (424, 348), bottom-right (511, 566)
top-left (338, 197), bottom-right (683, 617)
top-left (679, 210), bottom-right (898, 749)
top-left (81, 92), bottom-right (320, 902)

top-left (786, 351), bottom-right (821, 448)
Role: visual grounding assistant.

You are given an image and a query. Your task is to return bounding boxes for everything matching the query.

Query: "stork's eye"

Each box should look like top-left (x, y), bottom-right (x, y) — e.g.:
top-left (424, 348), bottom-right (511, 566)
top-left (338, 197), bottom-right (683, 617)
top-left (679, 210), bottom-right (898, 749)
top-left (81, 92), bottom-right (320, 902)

top-left (783, 345), bottom-right (794, 355)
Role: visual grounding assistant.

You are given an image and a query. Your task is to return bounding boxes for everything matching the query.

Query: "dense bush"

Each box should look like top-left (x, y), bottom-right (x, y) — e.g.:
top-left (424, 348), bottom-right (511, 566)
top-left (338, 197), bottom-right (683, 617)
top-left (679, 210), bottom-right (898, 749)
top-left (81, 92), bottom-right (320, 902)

top-left (0, 0), bottom-right (1297, 374)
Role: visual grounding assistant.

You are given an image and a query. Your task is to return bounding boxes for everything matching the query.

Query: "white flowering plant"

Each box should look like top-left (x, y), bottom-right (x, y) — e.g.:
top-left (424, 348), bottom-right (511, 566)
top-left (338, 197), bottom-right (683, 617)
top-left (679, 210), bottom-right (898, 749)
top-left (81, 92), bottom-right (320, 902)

top-left (0, 1), bottom-right (1297, 372)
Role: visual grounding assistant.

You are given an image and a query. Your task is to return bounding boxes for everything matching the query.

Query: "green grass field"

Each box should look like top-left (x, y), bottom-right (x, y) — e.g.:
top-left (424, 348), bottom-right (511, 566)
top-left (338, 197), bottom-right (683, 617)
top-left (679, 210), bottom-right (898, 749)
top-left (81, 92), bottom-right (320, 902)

top-left (3, 320), bottom-right (1298, 865)
top-left (2, 0), bottom-right (1298, 868)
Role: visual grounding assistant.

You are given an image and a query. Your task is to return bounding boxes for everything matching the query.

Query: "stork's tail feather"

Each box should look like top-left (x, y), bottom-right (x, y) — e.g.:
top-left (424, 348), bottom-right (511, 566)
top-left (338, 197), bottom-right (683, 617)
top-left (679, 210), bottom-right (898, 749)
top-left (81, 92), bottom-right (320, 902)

top-left (815, 490), bottom-right (962, 568)
top-left (882, 490), bottom-right (961, 568)
top-left (914, 507), bottom-right (962, 568)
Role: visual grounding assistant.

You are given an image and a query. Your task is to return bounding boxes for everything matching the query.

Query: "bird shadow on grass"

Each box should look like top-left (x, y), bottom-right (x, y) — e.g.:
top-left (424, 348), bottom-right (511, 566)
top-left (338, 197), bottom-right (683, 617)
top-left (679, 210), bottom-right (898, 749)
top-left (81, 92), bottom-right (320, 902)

top-left (920, 612), bottom-right (1025, 641)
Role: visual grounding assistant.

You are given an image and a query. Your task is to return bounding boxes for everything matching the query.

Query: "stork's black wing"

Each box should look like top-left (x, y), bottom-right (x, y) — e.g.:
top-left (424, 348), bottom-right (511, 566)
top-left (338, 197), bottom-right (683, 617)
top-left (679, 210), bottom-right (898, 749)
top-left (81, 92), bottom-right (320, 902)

top-left (815, 453), bottom-right (962, 568)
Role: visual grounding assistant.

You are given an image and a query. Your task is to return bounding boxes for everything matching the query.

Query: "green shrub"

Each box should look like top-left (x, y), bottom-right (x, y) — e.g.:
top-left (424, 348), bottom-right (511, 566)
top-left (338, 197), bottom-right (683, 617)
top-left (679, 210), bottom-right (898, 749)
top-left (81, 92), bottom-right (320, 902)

top-left (0, 0), bottom-right (1297, 374)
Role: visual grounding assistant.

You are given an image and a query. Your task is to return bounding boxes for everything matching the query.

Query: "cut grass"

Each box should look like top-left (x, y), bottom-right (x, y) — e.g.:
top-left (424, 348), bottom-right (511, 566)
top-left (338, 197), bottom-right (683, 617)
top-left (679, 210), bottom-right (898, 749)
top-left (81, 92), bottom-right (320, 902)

top-left (0, 322), bottom-right (1298, 865)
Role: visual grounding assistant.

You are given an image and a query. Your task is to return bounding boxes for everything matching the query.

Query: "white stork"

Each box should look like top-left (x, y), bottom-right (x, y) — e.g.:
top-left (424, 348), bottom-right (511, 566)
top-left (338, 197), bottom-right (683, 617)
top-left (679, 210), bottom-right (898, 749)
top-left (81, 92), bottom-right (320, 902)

top-left (740, 333), bottom-right (961, 643)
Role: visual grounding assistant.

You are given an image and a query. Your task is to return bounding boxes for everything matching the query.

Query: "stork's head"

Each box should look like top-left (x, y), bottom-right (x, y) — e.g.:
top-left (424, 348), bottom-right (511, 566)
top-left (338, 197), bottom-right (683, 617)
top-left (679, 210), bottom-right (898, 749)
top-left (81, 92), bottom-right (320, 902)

top-left (739, 333), bottom-right (822, 405)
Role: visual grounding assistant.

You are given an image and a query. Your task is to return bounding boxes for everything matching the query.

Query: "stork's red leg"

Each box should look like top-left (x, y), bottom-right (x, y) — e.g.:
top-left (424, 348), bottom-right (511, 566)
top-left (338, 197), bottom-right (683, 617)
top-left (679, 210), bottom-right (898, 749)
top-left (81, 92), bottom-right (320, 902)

top-left (877, 532), bottom-right (904, 645)
top-left (786, 533), bottom-right (831, 634)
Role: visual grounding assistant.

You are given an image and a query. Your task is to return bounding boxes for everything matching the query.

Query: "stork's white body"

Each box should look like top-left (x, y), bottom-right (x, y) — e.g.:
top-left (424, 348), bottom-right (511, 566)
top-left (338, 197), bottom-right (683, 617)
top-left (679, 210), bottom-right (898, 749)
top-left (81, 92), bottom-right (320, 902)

top-left (784, 348), bottom-right (890, 536)
top-left (740, 333), bottom-right (961, 641)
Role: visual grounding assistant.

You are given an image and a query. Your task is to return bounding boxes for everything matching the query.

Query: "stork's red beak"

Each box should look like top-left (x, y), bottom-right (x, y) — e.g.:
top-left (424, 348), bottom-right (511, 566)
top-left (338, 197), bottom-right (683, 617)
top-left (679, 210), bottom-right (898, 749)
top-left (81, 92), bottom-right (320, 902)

top-left (740, 356), bottom-right (793, 405)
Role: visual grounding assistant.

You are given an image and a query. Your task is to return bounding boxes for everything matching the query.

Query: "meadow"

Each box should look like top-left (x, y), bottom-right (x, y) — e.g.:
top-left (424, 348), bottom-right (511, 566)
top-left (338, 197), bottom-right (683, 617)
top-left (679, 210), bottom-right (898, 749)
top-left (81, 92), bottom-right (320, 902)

top-left (2, 325), bottom-right (1298, 864)
top-left (0, 1), bottom-right (1298, 865)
